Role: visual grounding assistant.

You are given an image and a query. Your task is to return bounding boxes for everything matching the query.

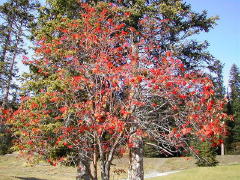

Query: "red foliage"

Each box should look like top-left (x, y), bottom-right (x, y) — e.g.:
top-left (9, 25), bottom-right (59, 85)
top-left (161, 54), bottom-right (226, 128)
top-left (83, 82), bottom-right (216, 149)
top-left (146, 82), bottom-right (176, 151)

top-left (9, 3), bottom-right (229, 169)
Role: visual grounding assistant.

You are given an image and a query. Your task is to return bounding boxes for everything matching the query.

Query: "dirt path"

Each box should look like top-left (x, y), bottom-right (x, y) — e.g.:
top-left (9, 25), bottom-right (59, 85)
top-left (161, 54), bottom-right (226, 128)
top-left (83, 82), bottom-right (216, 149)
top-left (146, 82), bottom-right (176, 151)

top-left (144, 170), bottom-right (180, 179)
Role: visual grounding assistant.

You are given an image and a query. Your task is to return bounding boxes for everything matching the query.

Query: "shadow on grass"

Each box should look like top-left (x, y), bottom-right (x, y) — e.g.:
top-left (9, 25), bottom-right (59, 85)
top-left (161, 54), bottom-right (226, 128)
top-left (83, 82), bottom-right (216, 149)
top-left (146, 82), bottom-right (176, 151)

top-left (14, 177), bottom-right (47, 180)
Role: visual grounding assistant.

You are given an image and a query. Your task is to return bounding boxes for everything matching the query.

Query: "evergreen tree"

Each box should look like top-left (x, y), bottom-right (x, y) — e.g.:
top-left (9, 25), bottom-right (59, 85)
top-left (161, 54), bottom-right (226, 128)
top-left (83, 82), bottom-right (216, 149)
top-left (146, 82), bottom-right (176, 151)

top-left (0, 0), bottom-right (39, 155)
top-left (209, 60), bottom-right (225, 98)
top-left (0, 0), bottom-right (39, 108)
top-left (34, 0), bottom-right (219, 75)
top-left (229, 64), bottom-right (240, 101)
top-left (229, 64), bottom-right (240, 152)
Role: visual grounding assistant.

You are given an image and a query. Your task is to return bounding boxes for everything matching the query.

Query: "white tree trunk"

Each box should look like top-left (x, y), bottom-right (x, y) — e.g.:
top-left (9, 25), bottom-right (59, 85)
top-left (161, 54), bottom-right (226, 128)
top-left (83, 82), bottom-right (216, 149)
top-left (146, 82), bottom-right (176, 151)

top-left (128, 134), bottom-right (144, 180)
top-left (221, 143), bottom-right (225, 156)
top-left (100, 162), bottom-right (111, 180)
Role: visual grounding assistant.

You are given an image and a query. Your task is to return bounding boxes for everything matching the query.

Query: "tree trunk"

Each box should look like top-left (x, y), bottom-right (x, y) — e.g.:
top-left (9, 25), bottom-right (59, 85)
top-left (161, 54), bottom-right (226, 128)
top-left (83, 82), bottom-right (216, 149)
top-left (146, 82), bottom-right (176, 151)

top-left (128, 33), bottom-right (144, 180)
top-left (91, 143), bottom-right (98, 180)
top-left (2, 50), bottom-right (17, 108)
top-left (0, 21), bottom-right (12, 106)
top-left (128, 134), bottom-right (144, 180)
top-left (100, 162), bottom-right (110, 180)
top-left (76, 160), bottom-right (92, 180)
top-left (97, 131), bottom-right (123, 180)
top-left (221, 143), bottom-right (225, 156)
top-left (2, 21), bottom-right (22, 108)
top-left (0, 21), bottom-right (12, 63)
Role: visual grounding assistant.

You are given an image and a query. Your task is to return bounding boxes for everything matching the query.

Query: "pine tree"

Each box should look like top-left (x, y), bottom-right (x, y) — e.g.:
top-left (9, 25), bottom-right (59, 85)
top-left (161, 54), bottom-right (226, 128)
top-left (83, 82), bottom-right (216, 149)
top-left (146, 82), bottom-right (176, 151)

top-left (0, 0), bottom-right (39, 155)
top-left (209, 60), bottom-right (225, 98)
top-left (229, 64), bottom-right (240, 101)
top-left (0, 0), bottom-right (39, 108)
top-left (228, 64), bottom-right (240, 152)
top-left (34, 0), bottom-right (219, 75)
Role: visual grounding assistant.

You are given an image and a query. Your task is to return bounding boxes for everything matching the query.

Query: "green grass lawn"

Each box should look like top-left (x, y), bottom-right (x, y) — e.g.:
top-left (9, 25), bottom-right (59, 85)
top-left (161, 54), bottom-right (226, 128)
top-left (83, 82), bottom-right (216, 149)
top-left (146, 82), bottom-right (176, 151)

top-left (1, 153), bottom-right (240, 180)
top-left (149, 164), bottom-right (240, 180)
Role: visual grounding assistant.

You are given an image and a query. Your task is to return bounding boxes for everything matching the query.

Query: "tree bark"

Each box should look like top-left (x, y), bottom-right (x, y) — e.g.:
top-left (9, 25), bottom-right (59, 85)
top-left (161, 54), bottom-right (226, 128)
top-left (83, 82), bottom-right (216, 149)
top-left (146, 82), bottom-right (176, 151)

top-left (2, 20), bottom-right (22, 108)
top-left (76, 160), bottom-right (92, 180)
top-left (91, 143), bottom-right (98, 180)
top-left (221, 143), bottom-right (224, 156)
top-left (0, 20), bottom-right (13, 106)
top-left (0, 20), bottom-right (12, 63)
top-left (128, 134), bottom-right (144, 180)
top-left (2, 49), bottom-right (17, 108)
top-left (100, 162), bottom-right (110, 180)
top-left (97, 131), bottom-right (123, 180)
top-left (128, 35), bottom-right (144, 179)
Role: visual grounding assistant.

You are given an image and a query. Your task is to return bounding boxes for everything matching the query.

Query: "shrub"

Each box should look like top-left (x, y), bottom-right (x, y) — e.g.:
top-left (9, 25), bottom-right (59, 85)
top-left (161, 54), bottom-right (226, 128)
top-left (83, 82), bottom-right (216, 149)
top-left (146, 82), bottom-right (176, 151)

top-left (193, 140), bottom-right (218, 167)
top-left (0, 126), bottom-right (13, 155)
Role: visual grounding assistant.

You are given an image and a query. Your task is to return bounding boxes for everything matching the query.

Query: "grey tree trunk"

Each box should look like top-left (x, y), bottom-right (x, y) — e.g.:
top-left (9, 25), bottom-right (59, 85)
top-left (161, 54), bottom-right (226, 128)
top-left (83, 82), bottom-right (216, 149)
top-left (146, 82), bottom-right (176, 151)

top-left (0, 21), bottom-right (13, 108)
top-left (2, 20), bottom-right (22, 108)
top-left (128, 35), bottom-right (144, 179)
top-left (97, 131), bottom-right (123, 180)
top-left (76, 160), bottom-right (92, 180)
top-left (91, 144), bottom-right (98, 180)
top-left (100, 162), bottom-right (110, 180)
top-left (2, 47), bottom-right (17, 108)
top-left (128, 134), bottom-right (144, 180)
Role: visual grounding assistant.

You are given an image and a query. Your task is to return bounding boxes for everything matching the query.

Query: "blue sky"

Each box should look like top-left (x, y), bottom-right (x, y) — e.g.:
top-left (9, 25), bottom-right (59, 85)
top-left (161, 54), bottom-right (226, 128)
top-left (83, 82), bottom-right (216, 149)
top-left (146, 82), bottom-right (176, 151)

top-left (185, 0), bottom-right (240, 88)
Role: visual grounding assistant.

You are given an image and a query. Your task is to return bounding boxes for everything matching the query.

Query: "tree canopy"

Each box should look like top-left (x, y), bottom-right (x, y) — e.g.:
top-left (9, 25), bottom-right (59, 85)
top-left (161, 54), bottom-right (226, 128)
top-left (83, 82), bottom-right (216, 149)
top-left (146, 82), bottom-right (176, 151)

top-left (8, 3), bottom-right (228, 180)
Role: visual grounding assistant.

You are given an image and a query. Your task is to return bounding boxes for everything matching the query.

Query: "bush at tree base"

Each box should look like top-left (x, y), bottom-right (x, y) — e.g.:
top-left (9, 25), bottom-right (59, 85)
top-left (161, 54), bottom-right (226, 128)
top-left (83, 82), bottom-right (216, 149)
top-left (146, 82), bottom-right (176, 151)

top-left (0, 108), bottom-right (14, 155)
top-left (0, 127), bottom-right (13, 155)
top-left (192, 140), bottom-right (218, 167)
